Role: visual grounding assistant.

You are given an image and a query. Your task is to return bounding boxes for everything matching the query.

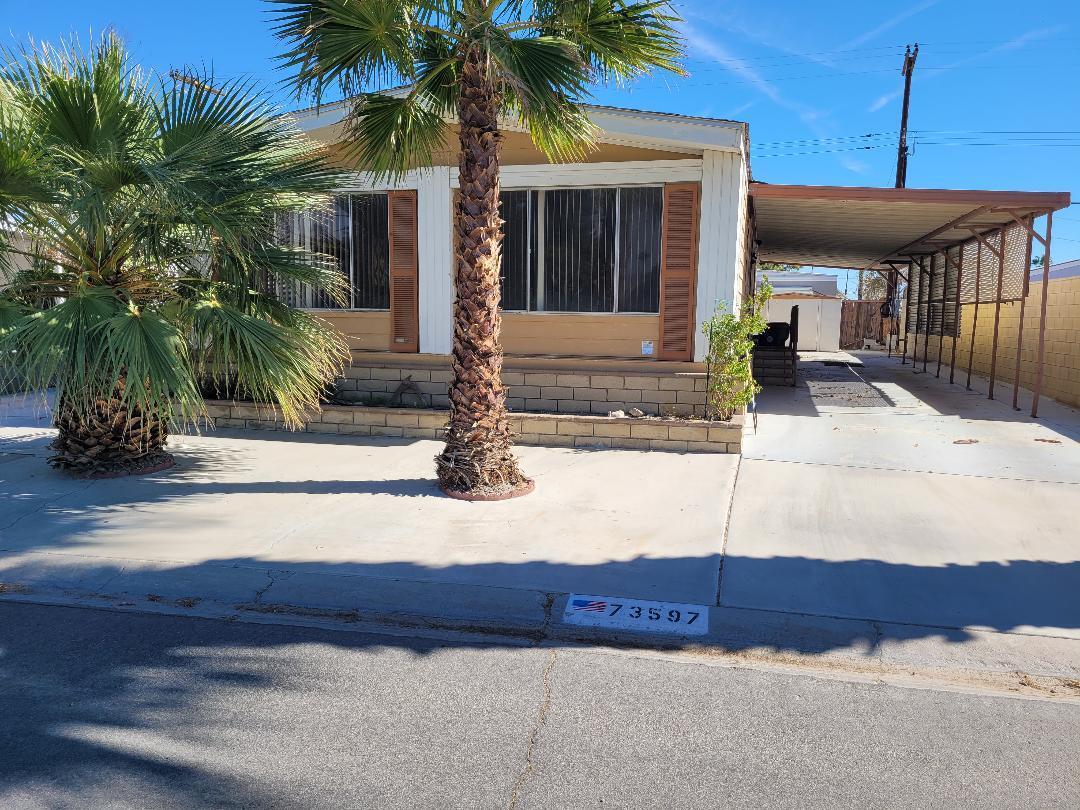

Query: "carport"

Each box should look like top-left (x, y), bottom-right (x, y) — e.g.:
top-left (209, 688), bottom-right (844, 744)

top-left (749, 184), bottom-right (1071, 416)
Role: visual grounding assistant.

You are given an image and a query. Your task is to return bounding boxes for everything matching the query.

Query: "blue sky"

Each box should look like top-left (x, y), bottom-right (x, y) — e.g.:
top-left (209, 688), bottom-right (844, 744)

top-left (3, 0), bottom-right (1078, 292)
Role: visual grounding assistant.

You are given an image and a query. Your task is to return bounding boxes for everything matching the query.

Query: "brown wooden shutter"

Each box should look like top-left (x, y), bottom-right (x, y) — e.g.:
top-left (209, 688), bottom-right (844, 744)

top-left (387, 189), bottom-right (419, 353)
top-left (658, 182), bottom-right (701, 361)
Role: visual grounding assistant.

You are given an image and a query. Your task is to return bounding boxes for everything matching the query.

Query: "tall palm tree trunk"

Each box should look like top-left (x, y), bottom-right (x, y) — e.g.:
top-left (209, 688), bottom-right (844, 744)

top-left (50, 379), bottom-right (172, 476)
top-left (435, 47), bottom-right (531, 499)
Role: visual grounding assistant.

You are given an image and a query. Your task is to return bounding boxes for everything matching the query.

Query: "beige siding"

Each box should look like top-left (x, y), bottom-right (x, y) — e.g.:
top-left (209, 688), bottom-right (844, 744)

top-left (501, 313), bottom-right (659, 359)
top-left (906, 275), bottom-right (1080, 408)
top-left (313, 311), bottom-right (391, 352)
top-left (317, 311), bottom-right (661, 360)
top-left (497, 129), bottom-right (695, 165)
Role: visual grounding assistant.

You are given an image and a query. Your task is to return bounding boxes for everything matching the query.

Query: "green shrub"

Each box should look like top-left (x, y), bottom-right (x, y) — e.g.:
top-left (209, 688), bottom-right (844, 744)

top-left (701, 280), bottom-right (773, 420)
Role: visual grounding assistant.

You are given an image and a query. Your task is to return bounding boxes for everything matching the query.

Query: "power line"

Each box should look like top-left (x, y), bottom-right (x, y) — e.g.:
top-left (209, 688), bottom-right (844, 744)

top-left (753, 143), bottom-right (898, 158)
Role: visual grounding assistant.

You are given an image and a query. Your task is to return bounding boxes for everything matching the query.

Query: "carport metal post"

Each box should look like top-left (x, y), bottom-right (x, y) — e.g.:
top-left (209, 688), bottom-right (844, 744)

top-left (1031, 211), bottom-right (1054, 418)
top-left (966, 239), bottom-right (982, 390)
top-left (948, 246), bottom-right (964, 384)
top-left (922, 256), bottom-right (932, 373)
top-left (910, 257), bottom-right (923, 371)
top-left (1012, 220), bottom-right (1034, 410)
top-left (988, 229), bottom-right (1006, 400)
top-left (901, 261), bottom-right (913, 364)
top-left (936, 251), bottom-right (949, 377)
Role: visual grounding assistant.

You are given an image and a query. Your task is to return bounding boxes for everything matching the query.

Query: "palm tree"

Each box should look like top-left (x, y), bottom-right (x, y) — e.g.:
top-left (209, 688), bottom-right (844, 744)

top-left (270, 0), bottom-right (684, 498)
top-left (0, 35), bottom-right (350, 476)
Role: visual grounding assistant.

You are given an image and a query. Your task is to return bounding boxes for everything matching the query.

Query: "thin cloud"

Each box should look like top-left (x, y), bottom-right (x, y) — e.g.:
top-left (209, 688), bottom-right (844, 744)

top-left (869, 90), bottom-right (902, 113)
top-left (840, 0), bottom-right (940, 50)
top-left (684, 24), bottom-right (868, 175)
top-left (866, 25), bottom-right (1069, 112)
top-left (840, 157), bottom-right (871, 174)
top-left (683, 23), bottom-right (823, 122)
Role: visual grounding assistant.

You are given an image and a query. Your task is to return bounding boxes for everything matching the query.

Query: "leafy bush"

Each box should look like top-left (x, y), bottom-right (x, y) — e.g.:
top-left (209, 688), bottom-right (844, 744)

top-left (701, 280), bottom-right (773, 420)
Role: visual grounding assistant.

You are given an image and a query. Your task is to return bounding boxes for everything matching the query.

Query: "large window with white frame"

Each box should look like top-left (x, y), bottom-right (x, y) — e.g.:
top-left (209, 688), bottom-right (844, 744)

top-left (499, 186), bottom-right (663, 314)
top-left (274, 193), bottom-right (390, 310)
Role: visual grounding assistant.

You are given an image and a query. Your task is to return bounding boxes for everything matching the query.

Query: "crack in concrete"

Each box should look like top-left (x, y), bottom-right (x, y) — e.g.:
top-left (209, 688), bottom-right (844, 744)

top-left (252, 569), bottom-right (287, 604)
top-left (508, 649), bottom-right (557, 810)
top-left (538, 593), bottom-right (556, 642)
top-left (0, 480), bottom-right (96, 536)
top-left (715, 454), bottom-right (742, 607)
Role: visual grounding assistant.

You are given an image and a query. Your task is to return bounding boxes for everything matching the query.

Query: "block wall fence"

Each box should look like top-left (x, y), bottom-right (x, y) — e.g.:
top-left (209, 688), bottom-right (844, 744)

top-left (906, 276), bottom-right (1080, 408)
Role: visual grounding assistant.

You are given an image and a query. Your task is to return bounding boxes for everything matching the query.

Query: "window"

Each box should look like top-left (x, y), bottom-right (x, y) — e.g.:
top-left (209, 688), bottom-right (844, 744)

top-left (499, 186), bottom-right (663, 314)
top-left (275, 193), bottom-right (390, 309)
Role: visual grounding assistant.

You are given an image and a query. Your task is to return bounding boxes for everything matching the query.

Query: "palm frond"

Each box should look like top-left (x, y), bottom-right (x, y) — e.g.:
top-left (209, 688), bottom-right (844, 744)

top-left (513, 97), bottom-right (598, 163)
top-left (269, 0), bottom-right (419, 102)
top-left (0, 295), bottom-right (30, 337)
top-left (536, 0), bottom-right (686, 84)
top-left (340, 92), bottom-right (447, 182)
top-left (487, 33), bottom-right (600, 161)
top-left (91, 302), bottom-right (204, 424)
top-left (189, 296), bottom-right (347, 426)
top-left (0, 283), bottom-right (127, 412)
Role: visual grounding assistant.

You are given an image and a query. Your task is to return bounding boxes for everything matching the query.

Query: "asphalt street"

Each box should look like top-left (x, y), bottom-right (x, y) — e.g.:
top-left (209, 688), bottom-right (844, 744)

top-left (1, 602), bottom-right (1078, 809)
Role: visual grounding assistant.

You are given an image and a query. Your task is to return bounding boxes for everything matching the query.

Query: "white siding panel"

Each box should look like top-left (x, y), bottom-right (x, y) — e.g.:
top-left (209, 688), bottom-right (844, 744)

top-left (732, 156), bottom-right (750, 314)
top-left (694, 149), bottom-right (748, 361)
top-left (417, 166), bottom-right (453, 354)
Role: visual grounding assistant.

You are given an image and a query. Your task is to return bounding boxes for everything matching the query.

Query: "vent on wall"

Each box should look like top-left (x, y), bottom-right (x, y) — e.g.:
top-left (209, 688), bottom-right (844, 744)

top-left (658, 183), bottom-right (701, 360)
top-left (387, 190), bottom-right (419, 353)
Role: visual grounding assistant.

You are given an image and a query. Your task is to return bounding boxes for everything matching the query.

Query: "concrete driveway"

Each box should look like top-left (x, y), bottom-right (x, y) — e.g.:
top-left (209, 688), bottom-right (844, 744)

top-left (722, 352), bottom-right (1080, 638)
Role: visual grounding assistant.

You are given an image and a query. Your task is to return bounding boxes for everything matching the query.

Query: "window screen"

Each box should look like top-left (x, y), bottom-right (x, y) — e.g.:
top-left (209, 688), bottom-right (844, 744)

top-left (275, 193), bottom-right (389, 310)
top-left (350, 193), bottom-right (390, 309)
top-left (499, 186), bottom-right (663, 314)
top-left (543, 188), bottom-right (617, 313)
top-left (617, 186), bottom-right (662, 313)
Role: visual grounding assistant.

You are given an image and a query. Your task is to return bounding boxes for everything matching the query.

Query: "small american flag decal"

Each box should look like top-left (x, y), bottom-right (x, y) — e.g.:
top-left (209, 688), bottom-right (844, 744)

top-left (571, 598), bottom-right (608, 613)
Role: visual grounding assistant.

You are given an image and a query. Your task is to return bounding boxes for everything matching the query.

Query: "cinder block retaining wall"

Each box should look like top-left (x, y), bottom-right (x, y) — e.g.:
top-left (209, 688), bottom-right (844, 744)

top-left (335, 357), bottom-right (710, 418)
top-left (205, 401), bottom-right (743, 454)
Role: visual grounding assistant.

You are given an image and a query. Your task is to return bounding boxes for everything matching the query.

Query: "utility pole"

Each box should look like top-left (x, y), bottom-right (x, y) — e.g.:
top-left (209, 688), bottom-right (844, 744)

top-left (894, 43), bottom-right (919, 188)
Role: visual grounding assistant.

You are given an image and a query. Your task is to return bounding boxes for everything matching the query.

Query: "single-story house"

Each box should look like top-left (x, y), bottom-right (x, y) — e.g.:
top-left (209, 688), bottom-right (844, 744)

top-left (288, 102), bottom-right (754, 418)
top-left (756, 271), bottom-right (842, 352)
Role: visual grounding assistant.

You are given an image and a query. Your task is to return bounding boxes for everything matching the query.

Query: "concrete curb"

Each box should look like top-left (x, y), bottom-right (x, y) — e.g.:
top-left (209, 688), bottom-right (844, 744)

top-left (2, 555), bottom-right (1079, 693)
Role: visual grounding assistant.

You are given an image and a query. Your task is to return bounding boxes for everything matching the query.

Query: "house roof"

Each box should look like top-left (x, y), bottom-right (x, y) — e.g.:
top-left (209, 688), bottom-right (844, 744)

top-left (289, 97), bottom-right (748, 154)
top-left (1032, 258), bottom-right (1080, 283)
top-left (750, 183), bottom-right (1072, 273)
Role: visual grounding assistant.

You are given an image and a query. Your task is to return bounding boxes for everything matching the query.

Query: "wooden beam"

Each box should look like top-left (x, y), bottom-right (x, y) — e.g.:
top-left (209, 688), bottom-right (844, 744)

top-left (1032, 212), bottom-right (1054, 418)
top-left (948, 245), bottom-right (964, 384)
top-left (988, 229), bottom-right (1006, 399)
top-left (750, 183), bottom-right (1071, 210)
top-left (999, 208), bottom-right (1049, 247)
top-left (1012, 221), bottom-right (1034, 410)
top-left (966, 227), bottom-right (1004, 260)
top-left (863, 206), bottom-right (989, 273)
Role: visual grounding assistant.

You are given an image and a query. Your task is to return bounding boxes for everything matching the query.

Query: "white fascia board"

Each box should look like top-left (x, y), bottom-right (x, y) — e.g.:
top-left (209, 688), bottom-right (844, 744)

top-left (450, 159), bottom-right (703, 189)
top-left (583, 107), bottom-right (744, 153)
top-left (333, 168), bottom-right (440, 193)
top-left (291, 99), bottom-right (745, 153)
top-left (291, 101), bottom-right (352, 133)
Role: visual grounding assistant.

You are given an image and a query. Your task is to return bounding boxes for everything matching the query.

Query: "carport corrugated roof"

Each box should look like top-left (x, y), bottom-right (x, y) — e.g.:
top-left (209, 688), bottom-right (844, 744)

top-left (749, 183), bottom-right (1071, 274)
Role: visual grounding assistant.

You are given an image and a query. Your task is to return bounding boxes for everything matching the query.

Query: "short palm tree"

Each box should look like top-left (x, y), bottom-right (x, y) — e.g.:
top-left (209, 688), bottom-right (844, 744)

top-left (271, 0), bottom-right (684, 498)
top-left (0, 35), bottom-right (350, 476)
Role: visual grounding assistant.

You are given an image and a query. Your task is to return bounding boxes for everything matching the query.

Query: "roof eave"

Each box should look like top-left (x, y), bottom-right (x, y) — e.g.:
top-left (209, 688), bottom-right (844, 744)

top-left (290, 98), bottom-right (746, 153)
